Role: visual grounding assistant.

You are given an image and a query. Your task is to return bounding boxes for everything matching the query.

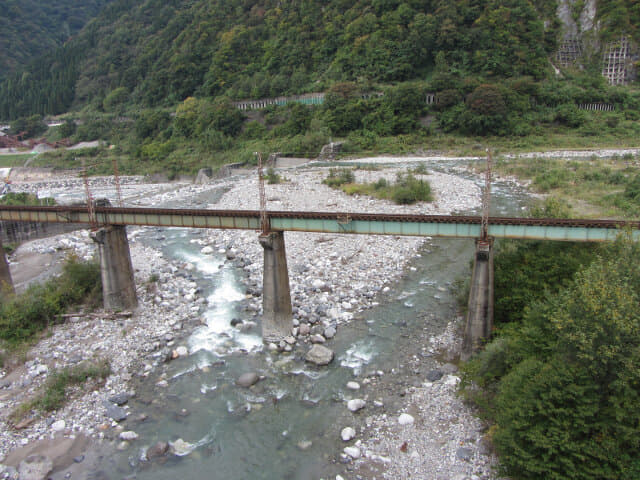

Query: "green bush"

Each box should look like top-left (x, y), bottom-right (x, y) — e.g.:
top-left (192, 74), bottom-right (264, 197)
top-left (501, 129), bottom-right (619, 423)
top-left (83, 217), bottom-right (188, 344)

top-left (265, 167), bottom-right (281, 184)
top-left (12, 360), bottom-right (111, 421)
top-left (463, 236), bottom-right (640, 480)
top-left (0, 193), bottom-right (55, 206)
top-left (392, 172), bottom-right (433, 204)
top-left (0, 256), bottom-right (101, 345)
top-left (322, 168), bottom-right (355, 188)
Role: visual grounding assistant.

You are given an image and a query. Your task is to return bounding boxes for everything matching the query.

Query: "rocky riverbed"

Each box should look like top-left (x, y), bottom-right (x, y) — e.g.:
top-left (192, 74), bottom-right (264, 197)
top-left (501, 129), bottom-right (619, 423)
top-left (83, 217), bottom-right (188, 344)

top-left (1, 162), bottom-right (496, 479)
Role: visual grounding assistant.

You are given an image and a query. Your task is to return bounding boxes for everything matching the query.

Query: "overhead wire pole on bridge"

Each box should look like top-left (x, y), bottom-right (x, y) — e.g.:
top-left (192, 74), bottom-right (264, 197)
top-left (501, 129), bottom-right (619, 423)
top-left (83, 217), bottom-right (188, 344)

top-left (257, 151), bottom-right (268, 234)
top-left (112, 157), bottom-right (124, 208)
top-left (81, 158), bottom-right (98, 230)
top-left (480, 149), bottom-right (492, 243)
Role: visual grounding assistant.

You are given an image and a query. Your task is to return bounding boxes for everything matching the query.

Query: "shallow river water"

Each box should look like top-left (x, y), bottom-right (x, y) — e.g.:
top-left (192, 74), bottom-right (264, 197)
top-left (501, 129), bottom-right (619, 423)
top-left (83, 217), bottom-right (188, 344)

top-left (101, 160), bottom-right (530, 479)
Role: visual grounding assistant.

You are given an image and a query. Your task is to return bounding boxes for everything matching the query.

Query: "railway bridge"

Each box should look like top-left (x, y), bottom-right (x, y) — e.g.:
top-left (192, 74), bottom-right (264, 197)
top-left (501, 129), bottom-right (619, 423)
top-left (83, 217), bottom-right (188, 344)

top-left (1, 204), bottom-right (638, 357)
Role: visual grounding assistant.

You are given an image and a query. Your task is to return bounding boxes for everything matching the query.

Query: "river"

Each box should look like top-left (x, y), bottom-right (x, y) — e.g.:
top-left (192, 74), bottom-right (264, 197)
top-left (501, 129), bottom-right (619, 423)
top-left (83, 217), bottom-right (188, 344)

top-left (93, 159), bottom-right (530, 479)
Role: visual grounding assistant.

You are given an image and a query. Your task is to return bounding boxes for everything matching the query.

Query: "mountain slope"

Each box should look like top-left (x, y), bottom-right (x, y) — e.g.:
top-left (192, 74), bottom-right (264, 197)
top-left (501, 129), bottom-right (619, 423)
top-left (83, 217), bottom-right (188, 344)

top-left (1, 0), bottom-right (639, 121)
top-left (0, 0), bottom-right (113, 77)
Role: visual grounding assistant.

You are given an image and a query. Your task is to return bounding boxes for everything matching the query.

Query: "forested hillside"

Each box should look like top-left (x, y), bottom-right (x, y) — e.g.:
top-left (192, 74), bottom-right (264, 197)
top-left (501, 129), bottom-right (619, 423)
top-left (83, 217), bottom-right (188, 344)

top-left (0, 0), bottom-right (113, 78)
top-left (2, 0), bottom-right (639, 121)
top-left (2, 0), bottom-right (562, 118)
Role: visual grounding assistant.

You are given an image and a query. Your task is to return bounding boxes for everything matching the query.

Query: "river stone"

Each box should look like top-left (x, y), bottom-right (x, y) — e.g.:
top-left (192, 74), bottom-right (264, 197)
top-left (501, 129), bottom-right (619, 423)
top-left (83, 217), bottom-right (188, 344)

top-left (108, 392), bottom-right (132, 406)
top-left (310, 334), bottom-right (326, 344)
top-left (103, 401), bottom-right (127, 422)
top-left (170, 438), bottom-right (193, 456)
top-left (18, 454), bottom-right (53, 480)
top-left (175, 346), bottom-right (189, 357)
top-left (119, 431), bottom-right (139, 441)
top-left (51, 420), bottom-right (66, 432)
top-left (346, 381), bottom-right (360, 390)
top-left (305, 345), bottom-right (334, 365)
top-left (236, 372), bottom-right (260, 388)
top-left (456, 447), bottom-right (473, 461)
top-left (200, 246), bottom-right (214, 255)
top-left (146, 441), bottom-right (170, 460)
top-left (343, 446), bottom-right (361, 459)
top-left (398, 413), bottom-right (415, 425)
top-left (347, 399), bottom-right (366, 412)
top-left (323, 326), bottom-right (337, 339)
top-left (426, 369), bottom-right (443, 382)
top-left (341, 427), bottom-right (356, 441)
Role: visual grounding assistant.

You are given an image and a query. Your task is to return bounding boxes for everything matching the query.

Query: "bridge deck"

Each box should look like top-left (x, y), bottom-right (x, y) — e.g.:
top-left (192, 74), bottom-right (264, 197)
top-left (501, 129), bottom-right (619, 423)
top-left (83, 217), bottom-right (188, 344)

top-left (1, 205), bottom-right (638, 242)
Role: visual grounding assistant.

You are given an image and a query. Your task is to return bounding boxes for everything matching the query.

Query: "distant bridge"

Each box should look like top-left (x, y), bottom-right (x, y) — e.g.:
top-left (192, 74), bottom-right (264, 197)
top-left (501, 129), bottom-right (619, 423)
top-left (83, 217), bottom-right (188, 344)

top-left (1, 205), bottom-right (638, 242)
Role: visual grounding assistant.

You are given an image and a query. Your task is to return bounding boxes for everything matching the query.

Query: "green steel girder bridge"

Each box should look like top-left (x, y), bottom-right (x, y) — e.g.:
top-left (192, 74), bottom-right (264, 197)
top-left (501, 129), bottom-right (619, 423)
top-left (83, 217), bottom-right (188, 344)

top-left (0, 205), bottom-right (639, 242)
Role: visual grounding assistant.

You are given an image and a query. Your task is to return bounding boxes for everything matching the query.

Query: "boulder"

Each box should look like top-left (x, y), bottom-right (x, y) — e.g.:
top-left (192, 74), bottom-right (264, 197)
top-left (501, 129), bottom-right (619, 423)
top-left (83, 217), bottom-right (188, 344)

top-left (347, 399), bottom-right (366, 412)
top-left (103, 401), bottom-right (127, 422)
top-left (146, 441), bottom-right (170, 460)
top-left (108, 392), bottom-right (132, 406)
top-left (194, 168), bottom-right (212, 184)
top-left (236, 372), bottom-right (260, 388)
top-left (305, 345), bottom-right (334, 366)
top-left (341, 427), bottom-right (356, 441)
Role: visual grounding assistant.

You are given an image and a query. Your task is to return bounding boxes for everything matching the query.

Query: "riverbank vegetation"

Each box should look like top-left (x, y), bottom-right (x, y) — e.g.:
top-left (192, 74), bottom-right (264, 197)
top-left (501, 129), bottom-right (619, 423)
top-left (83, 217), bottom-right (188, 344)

top-left (462, 196), bottom-right (640, 479)
top-left (10, 359), bottom-right (111, 424)
top-left (463, 233), bottom-right (640, 479)
top-left (490, 154), bottom-right (640, 218)
top-left (0, 192), bottom-right (56, 206)
top-left (0, 256), bottom-right (101, 355)
top-left (323, 167), bottom-right (433, 205)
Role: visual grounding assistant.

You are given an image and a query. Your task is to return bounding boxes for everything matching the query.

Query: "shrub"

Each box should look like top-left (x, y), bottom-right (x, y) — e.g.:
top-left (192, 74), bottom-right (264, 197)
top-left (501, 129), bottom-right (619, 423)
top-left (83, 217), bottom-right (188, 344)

top-left (323, 168), bottom-right (355, 188)
top-left (393, 172), bottom-right (433, 204)
top-left (0, 193), bottom-right (55, 206)
top-left (0, 256), bottom-right (101, 345)
top-left (265, 167), bottom-right (281, 184)
top-left (11, 360), bottom-right (111, 421)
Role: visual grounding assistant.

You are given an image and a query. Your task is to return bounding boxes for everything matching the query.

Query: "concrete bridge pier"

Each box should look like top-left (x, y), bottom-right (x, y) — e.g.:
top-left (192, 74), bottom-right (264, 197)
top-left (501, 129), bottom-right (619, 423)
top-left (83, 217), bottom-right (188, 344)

top-left (259, 231), bottom-right (293, 343)
top-left (0, 236), bottom-right (14, 294)
top-left (462, 239), bottom-right (494, 360)
top-left (91, 225), bottom-right (137, 311)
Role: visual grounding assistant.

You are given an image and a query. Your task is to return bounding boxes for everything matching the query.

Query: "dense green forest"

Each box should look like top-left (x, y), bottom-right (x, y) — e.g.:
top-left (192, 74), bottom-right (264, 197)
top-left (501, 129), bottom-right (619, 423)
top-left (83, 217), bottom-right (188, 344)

top-left (1, 0), bottom-right (640, 178)
top-left (462, 198), bottom-right (640, 479)
top-left (2, 0), bottom-right (639, 120)
top-left (0, 0), bottom-right (112, 77)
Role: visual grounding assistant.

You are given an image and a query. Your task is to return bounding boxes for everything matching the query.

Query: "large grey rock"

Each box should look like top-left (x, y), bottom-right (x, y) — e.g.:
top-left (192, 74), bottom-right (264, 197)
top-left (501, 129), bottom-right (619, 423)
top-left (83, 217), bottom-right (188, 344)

top-left (108, 392), bottom-right (132, 406)
top-left (426, 369), bottom-right (443, 382)
top-left (18, 454), bottom-right (53, 480)
top-left (146, 441), bottom-right (170, 460)
top-left (305, 345), bottom-right (334, 366)
top-left (236, 372), bottom-right (259, 387)
top-left (103, 401), bottom-right (127, 422)
top-left (323, 326), bottom-right (337, 339)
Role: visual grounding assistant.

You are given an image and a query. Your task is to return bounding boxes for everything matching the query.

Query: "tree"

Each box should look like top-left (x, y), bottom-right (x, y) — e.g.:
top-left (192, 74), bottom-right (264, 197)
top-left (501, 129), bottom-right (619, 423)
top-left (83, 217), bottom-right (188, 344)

top-left (466, 236), bottom-right (640, 480)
